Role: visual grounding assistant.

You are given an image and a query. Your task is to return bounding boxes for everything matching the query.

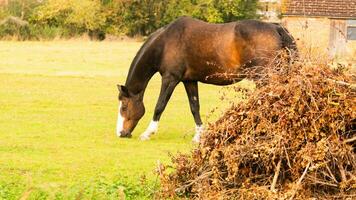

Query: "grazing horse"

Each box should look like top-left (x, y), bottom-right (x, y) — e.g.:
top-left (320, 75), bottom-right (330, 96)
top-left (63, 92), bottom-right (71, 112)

top-left (116, 16), bottom-right (297, 142)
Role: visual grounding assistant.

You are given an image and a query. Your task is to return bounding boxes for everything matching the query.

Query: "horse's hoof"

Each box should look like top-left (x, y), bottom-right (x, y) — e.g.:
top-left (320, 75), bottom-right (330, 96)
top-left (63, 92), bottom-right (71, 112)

top-left (140, 134), bottom-right (151, 141)
top-left (192, 135), bottom-right (200, 143)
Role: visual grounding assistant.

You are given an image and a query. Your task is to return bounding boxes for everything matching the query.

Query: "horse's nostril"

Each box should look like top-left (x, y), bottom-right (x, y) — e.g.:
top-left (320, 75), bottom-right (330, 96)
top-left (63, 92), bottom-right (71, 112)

top-left (120, 131), bottom-right (132, 138)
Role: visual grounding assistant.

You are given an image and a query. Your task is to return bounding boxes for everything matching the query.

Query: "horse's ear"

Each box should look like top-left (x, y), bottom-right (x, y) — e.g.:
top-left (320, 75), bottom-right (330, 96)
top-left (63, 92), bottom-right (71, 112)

top-left (117, 85), bottom-right (130, 97)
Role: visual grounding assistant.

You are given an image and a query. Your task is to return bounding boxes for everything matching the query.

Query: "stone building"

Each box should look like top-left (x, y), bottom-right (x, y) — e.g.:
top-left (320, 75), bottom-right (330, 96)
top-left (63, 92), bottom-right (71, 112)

top-left (281, 0), bottom-right (356, 59)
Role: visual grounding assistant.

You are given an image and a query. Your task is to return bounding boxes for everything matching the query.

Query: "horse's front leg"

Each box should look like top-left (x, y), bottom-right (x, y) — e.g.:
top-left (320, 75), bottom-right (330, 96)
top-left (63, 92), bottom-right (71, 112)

top-left (140, 75), bottom-right (179, 140)
top-left (183, 81), bottom-right (203, 143)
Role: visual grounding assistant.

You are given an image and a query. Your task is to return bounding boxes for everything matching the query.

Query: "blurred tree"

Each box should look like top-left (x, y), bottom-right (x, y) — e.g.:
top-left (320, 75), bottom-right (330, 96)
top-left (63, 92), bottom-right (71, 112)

top-left (193, 0), bottom-right (259, 23)
top-left (66, 0), bottom-right (105, 31)
top-left (32, 0), bottom-right (105, 37)
top-left (32, 0), bottom-right (72, 27)
top-left (122, 0), bottom-right (259, 36)
top-left (121, 0), bottom-right (164, 36)
top-left (33, 0), bottom-right (104, 30)
top-left (0, 0), bottom-right (260, 39)
top-left (101, 0), bottom-right (130, 36)
top-left (4, 0), bottom-right (41, 20)
top-left (161, 0), bottom-right (195, 25)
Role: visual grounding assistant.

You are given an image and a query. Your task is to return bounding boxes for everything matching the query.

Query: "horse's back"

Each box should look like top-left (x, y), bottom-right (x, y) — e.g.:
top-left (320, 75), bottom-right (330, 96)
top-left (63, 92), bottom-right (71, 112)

top-left (159, 17), bottom-right (239, 81)
top-left (153, 17), bottom-right (293, 84)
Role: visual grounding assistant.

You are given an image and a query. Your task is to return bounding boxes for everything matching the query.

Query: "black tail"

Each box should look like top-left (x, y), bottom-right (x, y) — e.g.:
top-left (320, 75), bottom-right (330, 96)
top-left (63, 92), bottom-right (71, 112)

top-left (274, 24), bottom-right (298, 58)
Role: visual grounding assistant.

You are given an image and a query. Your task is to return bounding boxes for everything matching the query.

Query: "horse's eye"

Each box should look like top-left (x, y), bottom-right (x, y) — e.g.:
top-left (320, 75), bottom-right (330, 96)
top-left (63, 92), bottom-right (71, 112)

top-left (122, 105), bottom-right (128, 111)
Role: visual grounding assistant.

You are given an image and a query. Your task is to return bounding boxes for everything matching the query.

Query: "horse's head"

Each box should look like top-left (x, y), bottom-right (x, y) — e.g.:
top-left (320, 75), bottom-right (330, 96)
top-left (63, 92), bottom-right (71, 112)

top-left (116, 85), bottom-right (145, 138)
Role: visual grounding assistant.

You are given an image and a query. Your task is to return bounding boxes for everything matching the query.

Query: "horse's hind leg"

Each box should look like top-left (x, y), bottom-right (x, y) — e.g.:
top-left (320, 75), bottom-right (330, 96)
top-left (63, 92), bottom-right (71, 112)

top-left (183, 81), bottom-right (203, 143)
top-left (140, 75), bottom-right (179, 141)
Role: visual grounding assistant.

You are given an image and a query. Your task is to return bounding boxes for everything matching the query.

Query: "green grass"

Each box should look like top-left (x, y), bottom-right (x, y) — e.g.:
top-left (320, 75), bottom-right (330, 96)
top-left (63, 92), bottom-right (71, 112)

top-left (0, 41), bottom-right (250, 199)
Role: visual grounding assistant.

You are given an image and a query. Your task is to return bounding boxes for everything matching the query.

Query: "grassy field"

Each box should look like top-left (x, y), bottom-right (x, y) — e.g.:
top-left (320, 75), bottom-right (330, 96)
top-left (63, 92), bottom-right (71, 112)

top-left (0, 41), bottom-right (246, 199)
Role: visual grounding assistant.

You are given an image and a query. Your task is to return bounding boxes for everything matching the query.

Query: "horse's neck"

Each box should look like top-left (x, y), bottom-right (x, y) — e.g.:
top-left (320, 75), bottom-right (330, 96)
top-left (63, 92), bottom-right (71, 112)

top-left (125, 27), bottom-right (165, 97)
top-left (124, 27), bottom-right (166, 98)
top-left (124, 41), bottom-right (158, 97)
top-left (124, 65), bottom-right (155, 99)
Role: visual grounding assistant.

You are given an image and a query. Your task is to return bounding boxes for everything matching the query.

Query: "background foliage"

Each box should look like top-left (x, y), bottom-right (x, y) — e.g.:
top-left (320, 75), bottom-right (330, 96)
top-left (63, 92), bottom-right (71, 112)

top-left (0, 0), bottom-right (259, 40)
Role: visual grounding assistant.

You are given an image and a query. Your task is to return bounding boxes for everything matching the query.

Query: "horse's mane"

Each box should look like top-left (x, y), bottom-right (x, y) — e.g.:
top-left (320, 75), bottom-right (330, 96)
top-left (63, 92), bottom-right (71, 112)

top-left (125, 26), bottom-right (167, 85)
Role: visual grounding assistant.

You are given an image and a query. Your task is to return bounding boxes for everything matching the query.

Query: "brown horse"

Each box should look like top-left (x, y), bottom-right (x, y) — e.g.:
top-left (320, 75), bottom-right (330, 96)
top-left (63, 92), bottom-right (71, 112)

top-left (116, 16), bottom-right (296, 142)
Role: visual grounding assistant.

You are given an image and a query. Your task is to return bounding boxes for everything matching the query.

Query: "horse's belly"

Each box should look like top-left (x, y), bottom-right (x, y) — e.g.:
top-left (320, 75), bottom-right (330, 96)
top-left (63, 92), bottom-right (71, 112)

top-left (183, 59), bottom-right (245, 85)
top-left (199, 76), bottom-right (243, 85)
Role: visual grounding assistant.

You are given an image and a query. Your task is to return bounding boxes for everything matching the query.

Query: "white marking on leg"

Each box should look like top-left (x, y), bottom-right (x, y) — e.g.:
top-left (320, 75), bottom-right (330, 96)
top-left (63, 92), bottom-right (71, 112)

top-left (140, 120), bottom-right (159, 141)
top-left (193, 125), bottom-right (203, 143)
top-left (116, 101), bottom-right (125, 137)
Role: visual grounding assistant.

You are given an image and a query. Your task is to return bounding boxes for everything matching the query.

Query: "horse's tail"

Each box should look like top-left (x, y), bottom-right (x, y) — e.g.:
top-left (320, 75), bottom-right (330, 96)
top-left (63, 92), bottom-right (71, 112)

top-left (274, 24), bottom-right (298, 58)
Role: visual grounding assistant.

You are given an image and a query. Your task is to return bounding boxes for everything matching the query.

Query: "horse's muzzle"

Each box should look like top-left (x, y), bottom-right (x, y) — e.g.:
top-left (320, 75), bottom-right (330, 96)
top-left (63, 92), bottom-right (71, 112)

top-left (119, 131), bottom-right (132, 138)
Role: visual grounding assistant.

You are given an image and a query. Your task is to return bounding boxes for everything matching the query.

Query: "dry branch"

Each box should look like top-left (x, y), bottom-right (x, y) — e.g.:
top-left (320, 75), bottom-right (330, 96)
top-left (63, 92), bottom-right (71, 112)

top-left (270, 159), bottom-right (282, 192)
top-left (289, 162), bottom-right (311, 200)
top-left (344, 136), bottom-right (356, 144)
top-left (327, 78), bottom-right (356, 91)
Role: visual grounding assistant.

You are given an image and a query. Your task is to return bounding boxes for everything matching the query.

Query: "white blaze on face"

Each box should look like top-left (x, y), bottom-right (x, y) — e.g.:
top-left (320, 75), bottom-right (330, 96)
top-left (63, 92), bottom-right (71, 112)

top-left (116, 101), bottom-right (125, 137)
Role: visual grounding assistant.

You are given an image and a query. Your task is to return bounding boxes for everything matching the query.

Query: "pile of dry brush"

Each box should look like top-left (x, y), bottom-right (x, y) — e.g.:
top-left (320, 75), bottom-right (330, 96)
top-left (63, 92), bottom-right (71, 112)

top-left (157, 57), bottom-right (356, 199)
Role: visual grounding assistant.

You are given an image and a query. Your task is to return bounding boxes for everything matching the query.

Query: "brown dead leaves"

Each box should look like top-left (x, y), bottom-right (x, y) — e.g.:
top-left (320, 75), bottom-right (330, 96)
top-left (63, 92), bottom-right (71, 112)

top-left (158, 58), bottom-right (355, 200)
